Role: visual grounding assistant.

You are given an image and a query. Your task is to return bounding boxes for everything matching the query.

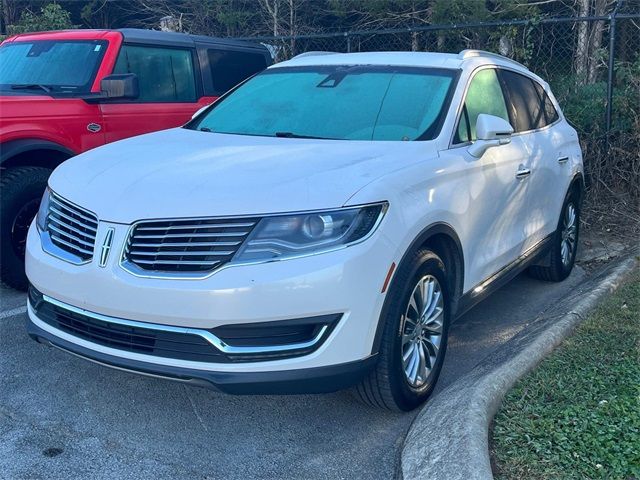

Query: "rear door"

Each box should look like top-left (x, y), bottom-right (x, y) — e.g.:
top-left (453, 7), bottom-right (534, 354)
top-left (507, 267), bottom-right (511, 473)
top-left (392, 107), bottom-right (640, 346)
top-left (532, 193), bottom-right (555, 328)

top-left (497, 69), bottom-right (565, 248)
top-left (100, 44), bottom-right (214, 143)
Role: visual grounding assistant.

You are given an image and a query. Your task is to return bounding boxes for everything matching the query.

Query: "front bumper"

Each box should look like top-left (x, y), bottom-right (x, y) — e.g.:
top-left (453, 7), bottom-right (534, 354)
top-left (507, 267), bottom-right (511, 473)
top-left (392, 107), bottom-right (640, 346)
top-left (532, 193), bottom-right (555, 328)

top-left (26, 219), bottom-right (396, 379)
top-left (27, 313), bottom-right (377, 394)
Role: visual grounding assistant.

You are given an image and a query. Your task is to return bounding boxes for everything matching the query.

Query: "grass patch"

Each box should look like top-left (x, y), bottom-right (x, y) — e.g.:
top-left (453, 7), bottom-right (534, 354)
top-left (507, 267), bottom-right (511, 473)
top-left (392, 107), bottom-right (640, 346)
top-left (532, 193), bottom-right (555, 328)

top-left (492, 270), bottom-right (640, 480)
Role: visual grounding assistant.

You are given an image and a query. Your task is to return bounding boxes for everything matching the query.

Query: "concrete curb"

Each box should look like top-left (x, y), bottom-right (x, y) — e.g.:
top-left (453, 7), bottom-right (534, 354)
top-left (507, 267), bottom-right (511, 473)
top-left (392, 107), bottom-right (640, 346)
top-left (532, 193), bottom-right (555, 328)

top-left (400, 254), bottom-right (638, 480)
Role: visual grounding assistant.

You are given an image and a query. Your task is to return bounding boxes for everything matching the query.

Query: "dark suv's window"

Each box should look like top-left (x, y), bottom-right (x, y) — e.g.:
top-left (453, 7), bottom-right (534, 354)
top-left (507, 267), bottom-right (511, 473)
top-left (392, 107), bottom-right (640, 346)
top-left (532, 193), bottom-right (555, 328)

top-left (207, 48), bottom-right (268, 94)
top-left (500, 70), bottom-right (557, 132)
top-left (454, 68), bottom-right (510, 143)
top-left (113, 45), bottom-right (196, 102)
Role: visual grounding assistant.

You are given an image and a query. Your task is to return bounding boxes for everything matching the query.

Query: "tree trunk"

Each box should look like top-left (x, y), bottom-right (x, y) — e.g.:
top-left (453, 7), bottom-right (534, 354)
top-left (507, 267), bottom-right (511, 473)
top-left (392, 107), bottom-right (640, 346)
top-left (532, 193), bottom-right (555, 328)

top-left (1, 0), bottom-right (17, 34)
top-left (587, 0), bottom-right (607, 84)
top-left (289, 0), bottom-right (295, 56)
top-left (575, 0), bottom-right (590, 84)
top-left (411, 31), bottom-right (419, 51)
top-left (273, 0), bottom-right (278, 36)
top-left (499, 35), bottom-right (513, 57)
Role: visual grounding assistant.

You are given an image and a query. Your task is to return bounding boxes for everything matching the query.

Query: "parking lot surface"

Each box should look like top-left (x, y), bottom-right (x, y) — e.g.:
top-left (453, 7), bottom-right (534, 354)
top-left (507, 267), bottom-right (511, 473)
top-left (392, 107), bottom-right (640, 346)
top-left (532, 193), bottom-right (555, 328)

top-left (0, 267), bottom-right (586, 479)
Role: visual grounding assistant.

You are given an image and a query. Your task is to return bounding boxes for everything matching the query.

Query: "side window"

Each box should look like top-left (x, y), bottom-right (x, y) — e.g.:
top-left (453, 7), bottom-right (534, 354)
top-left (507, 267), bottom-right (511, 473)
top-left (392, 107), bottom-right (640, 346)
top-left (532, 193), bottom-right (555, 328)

top-left (500, 70), bottom-right (546, 132)
top-left (454, 106), bottom-right (471, 144)
top-left (454, 68), bottom-right (509, 143)
top-left (207, 49), bottom-right (268, 95)
top-left (113, 45), bottom-right (197, 102)
top-left (533, 81), bottom-right (560, 125)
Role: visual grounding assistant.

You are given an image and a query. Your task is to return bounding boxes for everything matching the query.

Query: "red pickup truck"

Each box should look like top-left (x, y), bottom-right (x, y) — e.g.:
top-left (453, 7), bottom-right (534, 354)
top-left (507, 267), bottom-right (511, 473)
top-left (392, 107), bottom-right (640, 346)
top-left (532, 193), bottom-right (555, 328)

top-left (0, 28), bottom-right (271, 289)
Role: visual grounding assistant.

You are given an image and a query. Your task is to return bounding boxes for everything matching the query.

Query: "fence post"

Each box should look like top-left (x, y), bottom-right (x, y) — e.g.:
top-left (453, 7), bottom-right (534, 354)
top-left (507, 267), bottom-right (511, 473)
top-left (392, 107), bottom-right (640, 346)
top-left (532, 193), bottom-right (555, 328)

top-left (346, 32), bottom-right (351, 53)
top-left (605, 1), bottom-right (623, 133)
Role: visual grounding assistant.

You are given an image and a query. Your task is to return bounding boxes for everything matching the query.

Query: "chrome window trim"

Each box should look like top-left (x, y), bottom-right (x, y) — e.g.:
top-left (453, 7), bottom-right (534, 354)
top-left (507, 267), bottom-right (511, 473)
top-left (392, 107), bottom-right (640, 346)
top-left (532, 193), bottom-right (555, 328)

top-left (40, 294), bottom-right (330, 356)
top-left (447, 64), bottom-right (563, 149)
top-left (119, 201), bottom-right (389, 280)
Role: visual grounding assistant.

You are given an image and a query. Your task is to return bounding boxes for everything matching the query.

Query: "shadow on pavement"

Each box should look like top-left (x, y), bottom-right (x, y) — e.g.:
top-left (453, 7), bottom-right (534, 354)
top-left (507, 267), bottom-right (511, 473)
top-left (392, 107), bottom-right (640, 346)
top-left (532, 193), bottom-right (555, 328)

top-left (0, 266), bottom-right (586, 479)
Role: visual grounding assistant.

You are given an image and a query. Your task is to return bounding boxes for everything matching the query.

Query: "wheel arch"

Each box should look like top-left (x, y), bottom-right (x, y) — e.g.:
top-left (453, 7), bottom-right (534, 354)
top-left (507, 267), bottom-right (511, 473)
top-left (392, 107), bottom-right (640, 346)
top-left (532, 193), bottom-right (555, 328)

top-left (370, 222), bottom-right (465, 355)
top-left (0, 139), bottom-right (76, 170)
top-left (569, 171), bottom-right (585, 203)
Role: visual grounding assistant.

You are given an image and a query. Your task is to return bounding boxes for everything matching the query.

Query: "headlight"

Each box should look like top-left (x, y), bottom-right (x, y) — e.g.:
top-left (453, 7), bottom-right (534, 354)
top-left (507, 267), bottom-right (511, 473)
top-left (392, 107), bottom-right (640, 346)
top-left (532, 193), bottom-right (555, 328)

top-left (234, 203), bottom-right (387, 262)
top-left (36, 187), bottom-right (51, 232)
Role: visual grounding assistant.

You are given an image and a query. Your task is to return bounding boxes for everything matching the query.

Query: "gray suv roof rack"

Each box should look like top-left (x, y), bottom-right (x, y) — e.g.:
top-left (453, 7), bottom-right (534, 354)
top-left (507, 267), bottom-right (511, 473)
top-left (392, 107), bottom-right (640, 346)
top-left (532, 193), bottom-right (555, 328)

top-left (292, 51), bottom-right (339, 59)
top-left (459, 49), bottom-right (527, 69)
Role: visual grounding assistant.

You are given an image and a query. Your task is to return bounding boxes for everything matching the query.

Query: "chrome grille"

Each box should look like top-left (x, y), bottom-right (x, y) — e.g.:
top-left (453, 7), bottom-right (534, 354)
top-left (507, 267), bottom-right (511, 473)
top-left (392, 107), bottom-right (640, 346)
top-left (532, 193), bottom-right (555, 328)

top-left (124, 217), bottom-right (259, 273)
top-left (46, 193), bottom-right (98, 261)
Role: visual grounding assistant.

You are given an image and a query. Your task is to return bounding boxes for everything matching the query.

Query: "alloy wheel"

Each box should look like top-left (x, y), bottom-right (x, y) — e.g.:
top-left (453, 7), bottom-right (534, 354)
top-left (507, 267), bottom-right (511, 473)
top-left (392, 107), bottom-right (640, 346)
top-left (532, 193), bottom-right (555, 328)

top-left (560, 202), bottom-right (577, 267)
top-left (400, 275), bottom-right (445, 388)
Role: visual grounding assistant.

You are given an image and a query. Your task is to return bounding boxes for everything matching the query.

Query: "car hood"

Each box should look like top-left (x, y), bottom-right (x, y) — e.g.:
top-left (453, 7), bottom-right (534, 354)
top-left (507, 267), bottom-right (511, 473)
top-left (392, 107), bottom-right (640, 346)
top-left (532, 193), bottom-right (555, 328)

top-left (0, 93), bottom-right (60, 117)
top-left (50, 128), bottom-right (436, 223)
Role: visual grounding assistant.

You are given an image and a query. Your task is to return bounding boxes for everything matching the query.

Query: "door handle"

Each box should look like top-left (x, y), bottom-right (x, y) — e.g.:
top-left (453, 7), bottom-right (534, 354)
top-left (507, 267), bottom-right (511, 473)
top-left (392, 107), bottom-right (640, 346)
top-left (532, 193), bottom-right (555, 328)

top-left (515, 168), bottom-right (531, 179)
top-left (557, 155), bottom-right (569, 164)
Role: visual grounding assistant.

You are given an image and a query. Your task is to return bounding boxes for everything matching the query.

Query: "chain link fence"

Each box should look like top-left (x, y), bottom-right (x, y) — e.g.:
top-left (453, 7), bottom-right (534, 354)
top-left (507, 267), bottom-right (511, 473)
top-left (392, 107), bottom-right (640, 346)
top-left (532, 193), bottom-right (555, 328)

top-left (241, 13), bottom-right (639, 134)
top-left (239, 12), bottom-right (640, 235)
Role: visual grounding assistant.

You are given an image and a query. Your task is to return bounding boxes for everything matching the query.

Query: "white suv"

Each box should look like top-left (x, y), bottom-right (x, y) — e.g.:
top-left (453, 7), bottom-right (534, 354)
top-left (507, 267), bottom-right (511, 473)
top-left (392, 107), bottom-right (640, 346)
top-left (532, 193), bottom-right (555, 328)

top-left (25, 50), bottom-right (583, 411)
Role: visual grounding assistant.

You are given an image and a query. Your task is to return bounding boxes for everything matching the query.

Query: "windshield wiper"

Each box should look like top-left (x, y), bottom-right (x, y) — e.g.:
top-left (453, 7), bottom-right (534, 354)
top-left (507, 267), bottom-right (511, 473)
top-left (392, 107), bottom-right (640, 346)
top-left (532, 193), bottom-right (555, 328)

top-left (275, 131), bottom-right (333, 140)
top-left (11, 84), bottom-right (53, 93)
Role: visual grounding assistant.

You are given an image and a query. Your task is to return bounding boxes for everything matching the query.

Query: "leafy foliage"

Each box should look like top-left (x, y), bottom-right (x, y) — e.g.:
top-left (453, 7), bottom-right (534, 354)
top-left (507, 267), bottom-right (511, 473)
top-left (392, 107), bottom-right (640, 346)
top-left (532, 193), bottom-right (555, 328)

top-left (7, 3), bottom-right (74, 35)
top-left (492, 272), bottom-right (640, 480)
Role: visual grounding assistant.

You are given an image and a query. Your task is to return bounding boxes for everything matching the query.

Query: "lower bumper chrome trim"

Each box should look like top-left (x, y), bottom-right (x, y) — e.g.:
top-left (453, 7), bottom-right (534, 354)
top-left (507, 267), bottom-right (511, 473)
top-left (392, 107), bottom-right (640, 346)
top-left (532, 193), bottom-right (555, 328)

top-left (40, 294), bottom-right (330, 356)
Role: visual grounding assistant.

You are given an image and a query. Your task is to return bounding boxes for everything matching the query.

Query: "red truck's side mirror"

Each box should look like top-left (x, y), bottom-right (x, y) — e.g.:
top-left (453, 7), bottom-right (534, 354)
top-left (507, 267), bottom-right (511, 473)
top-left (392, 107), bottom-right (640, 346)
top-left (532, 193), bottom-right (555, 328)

top-left (100, 73), bottom-right (139, 100)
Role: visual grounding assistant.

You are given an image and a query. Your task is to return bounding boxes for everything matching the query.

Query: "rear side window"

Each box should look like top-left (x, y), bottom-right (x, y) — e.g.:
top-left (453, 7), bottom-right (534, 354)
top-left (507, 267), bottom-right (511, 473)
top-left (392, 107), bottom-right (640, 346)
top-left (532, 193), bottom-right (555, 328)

top-left (500, 70), bottom-right (553, 132)
top-left (533, 81), bottom-right (560, 125)
top-left (207, 49), bottom-right (268, 94)
top-left (454, 68), bottom-right (509, 143)
top-left (113, 45), bottom-right (196, 102)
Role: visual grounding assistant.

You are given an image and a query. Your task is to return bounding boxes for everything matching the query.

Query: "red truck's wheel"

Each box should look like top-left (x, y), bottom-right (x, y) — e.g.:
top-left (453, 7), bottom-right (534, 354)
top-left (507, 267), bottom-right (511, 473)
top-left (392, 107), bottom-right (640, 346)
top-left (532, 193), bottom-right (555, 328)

top-left (0, 166), bottom-right (52, 290)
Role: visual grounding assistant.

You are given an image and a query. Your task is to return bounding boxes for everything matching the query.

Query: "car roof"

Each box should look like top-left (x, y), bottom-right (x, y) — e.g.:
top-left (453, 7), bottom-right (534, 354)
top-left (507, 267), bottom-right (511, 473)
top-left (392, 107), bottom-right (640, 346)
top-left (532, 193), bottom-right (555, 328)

top-left (117, 28), bottom-right (267, 51)
top-left (2, 28), bottom-right (267, 52)
top-left (272, 50), bottom-right (538, 79)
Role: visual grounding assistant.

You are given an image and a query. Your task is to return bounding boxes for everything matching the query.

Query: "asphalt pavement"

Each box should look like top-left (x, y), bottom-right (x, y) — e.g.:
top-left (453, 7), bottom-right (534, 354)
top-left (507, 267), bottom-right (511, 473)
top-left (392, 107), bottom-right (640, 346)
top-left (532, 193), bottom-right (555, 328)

top-left (0, 266), bottom-right (586, 479)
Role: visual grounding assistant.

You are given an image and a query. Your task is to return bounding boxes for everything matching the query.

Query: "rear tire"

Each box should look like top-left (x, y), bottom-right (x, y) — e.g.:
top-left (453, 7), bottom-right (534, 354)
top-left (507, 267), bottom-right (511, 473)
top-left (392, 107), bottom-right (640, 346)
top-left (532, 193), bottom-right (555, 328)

top-left (528, 189), bottom-right (580, 282)
top-left (355, 249), bottom-right (450, 411)
top-left (0, 166), bottom-right (51, 290)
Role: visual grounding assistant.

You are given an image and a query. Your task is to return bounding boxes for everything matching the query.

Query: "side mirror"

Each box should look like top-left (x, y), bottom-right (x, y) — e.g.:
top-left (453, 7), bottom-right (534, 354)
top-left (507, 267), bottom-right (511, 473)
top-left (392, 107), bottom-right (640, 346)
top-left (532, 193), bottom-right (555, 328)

top-left (468, 114), bottom-right (514, 158)
top-left (100, 73), bottom-right (139, 100)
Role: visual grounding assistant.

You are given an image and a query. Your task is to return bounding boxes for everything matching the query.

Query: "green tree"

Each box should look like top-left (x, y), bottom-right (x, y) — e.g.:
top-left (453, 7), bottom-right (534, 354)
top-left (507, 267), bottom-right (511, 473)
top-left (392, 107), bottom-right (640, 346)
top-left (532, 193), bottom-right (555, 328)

top-left (429, 0), bottom-right (540, 58)
top-left (7, 3), bottom-right (74, 35)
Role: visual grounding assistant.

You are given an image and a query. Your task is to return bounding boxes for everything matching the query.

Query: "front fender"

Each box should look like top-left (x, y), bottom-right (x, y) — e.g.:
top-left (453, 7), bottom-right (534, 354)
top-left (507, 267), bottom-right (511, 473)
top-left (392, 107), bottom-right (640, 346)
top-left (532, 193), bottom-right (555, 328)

top-left (0, 138), bottom-right (76, 165)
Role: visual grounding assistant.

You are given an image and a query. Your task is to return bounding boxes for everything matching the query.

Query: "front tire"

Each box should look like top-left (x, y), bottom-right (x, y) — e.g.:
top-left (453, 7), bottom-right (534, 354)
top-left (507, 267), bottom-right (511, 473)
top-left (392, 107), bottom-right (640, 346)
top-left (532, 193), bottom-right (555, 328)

top-left (528, 190), bottom-right (580, 282)
top-left (355, 249), bottom-right (450, 411)
top-left (0, 166), bottom-right (51, 290)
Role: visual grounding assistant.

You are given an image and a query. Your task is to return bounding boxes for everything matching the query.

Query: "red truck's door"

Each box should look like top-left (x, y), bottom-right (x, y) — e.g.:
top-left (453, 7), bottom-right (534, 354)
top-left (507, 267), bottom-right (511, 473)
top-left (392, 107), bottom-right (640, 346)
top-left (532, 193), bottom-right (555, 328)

top-left (99, 44), bottom-right (215, 143)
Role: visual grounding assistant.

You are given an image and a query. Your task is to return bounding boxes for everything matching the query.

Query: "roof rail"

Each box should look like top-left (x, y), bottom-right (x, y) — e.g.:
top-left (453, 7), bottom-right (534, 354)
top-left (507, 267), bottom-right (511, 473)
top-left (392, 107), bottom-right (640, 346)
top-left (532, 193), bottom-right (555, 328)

top-left (459, 49), bottom-right (526, 69)
top-left (292, 51), bottom-right (339, 59)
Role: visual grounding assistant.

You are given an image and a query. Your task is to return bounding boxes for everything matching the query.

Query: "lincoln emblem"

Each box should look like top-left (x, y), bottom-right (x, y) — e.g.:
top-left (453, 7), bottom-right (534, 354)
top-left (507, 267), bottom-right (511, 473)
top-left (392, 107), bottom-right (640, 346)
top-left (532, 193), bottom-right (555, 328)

top-left (99, 228), bottom-right (115, 267)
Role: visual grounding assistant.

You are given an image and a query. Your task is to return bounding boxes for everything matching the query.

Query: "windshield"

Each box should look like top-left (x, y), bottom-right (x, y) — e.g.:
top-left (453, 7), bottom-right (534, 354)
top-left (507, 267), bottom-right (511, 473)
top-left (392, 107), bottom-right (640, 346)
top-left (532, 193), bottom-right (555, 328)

top-left (0, 40), bottom-right (107, 93)
top-left (189, 65), bottom-right (458, 141)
